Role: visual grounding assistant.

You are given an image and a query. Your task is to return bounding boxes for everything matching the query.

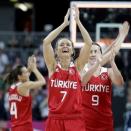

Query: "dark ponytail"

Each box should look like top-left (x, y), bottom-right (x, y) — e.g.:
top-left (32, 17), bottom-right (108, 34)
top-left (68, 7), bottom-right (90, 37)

top-left (5, 65), bottom-right (23, 85)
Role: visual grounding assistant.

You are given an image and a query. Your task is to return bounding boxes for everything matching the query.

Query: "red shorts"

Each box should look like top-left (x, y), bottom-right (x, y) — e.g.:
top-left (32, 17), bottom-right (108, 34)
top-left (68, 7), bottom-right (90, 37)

top-left (85, 126), bottom-right (113, 131)
top-left (11, 123), bottom-right (33, 131)
top-left (45, 118), bottom-right (86, 131)
top-left (84, 121), bottom-right (114, 131)
top-left (84, 116), bottom-right (114, 131)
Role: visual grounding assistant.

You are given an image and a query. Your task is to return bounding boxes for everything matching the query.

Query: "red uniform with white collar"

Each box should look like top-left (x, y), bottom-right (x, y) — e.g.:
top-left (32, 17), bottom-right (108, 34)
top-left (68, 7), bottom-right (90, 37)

top-left (8, 82), bottom-right (33, 131)
top-left (45, 63), bottom-right (85, 131)
top-left (82, 65), bottom-right (113, 131)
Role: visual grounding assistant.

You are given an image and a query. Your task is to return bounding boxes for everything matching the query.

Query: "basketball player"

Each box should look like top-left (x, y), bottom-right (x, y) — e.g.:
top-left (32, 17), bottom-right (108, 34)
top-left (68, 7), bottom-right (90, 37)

top-left (42, 7), bottom-right (94, 131)
top-left (7, 56), bottom-right (46, 131)
top-left (81, 21), bottom-right (130, 131)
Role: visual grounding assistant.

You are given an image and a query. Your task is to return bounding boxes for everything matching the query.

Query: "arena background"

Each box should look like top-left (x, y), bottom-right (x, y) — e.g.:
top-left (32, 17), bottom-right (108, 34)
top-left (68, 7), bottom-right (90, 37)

top-left (0, 0), bottom-right (131, 131)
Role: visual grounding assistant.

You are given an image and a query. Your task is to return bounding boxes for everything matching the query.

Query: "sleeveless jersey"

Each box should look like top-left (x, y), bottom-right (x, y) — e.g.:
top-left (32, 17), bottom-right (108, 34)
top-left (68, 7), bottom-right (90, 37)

top-left (48, 63), bottom-right (82, 119)
top-left (8, 82), bottom-right (32, 127)
top-left (82, 65), bottom-right (113, 129)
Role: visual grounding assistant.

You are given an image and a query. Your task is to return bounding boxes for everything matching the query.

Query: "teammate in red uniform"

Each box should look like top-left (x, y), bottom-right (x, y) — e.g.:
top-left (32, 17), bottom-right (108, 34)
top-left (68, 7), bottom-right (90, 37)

top-left (7, 56), bottom-right (46, 131)
top-left (43, 7), bottom-right (93, 131)
top-left (81, 22), bottom-right (130, 131)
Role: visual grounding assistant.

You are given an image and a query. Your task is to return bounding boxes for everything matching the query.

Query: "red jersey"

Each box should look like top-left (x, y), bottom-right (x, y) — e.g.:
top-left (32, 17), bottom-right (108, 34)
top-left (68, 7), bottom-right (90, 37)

top-left (82, 66), bottom-right (113, 130)
top-left (48, 63), bottom-right (82, 119)
top-left (8, 82), bottom-right (32, 128)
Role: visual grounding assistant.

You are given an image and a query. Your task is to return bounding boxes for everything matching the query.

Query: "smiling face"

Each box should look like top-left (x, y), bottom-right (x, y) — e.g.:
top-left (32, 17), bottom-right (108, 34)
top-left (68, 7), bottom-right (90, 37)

top-left (55, 38), bottom-right (74, 59)
top-left (88, 43), bottom-right (102, 65)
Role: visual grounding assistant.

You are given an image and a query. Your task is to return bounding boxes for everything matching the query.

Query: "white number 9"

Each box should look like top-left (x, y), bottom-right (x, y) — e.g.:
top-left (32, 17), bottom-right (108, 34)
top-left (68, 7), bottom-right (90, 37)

top-left (92, 95), bottom-right (99, 106)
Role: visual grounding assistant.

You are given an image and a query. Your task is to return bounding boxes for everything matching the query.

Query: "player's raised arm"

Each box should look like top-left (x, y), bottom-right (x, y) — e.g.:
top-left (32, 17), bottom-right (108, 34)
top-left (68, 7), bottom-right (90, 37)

top-left (104, 21), bottom-right (129, 55)
top-left (108, 50), bottom-right (124, 86)
top-left (100, 21), bottom-right (130, 66)
top-left (74, 6), bottom-right (92, 71)
top-left (43, 9), bottom-right (70, 74)
top-left (17, 56), bottom-right (46, 95)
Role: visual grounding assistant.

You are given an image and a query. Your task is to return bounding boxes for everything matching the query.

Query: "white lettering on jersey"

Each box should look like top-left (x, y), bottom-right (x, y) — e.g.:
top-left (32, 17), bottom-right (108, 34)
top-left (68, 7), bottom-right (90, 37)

top-left (9, 94), bottom-right (22, 102)
top-left (82, 83), bottom-right (110, 93)
top-left (51, 79), bottom-right (77, 89)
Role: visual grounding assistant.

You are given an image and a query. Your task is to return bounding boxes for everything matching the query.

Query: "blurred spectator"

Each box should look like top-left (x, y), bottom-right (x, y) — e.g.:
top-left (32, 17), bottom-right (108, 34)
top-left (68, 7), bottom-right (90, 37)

top-left (115, 51), bottom-right (126, 81)
top-left (124, 81), bottom-right (131, 131)
top-left (39, 89), bottom-right (48, 120)
top-left (0, 90), bottom-right (8, 120)
top-left (0, 90), bottom-right (8, 130)
top-left (31, 88), bottom-right (47, 121)
top-left (34, 47), bottom-right (48, 76)
top-left (23, 33), bottom-right (34, 48)
top-left (12, 57), bottom-right (22, 69)
top-left (0, 42), bottom-right (9, 75)
top-left (127, 51), bottom-right (131, 80)
top-left (112, 84), bottom-right (126, 131)
top-left (32, 89), bottom-right (42, 120)
top-left (43, 24), bottom-right (53, 33)
top-left (8, 35), bottom-right (18, 48)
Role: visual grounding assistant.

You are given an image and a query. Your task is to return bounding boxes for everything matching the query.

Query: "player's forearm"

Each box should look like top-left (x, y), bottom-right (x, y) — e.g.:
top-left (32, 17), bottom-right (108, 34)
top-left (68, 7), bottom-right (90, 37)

top-left (101, 35), bottom-right (124, 66)
top-left (76, 19), bottom-right (92, 46)
top-left (32, 68), bottom-right (46, 84)
top-left (103, 29), bottom-right (121, 54)
top-left (43, 22), bottom-right (68, 44)
top-left (82, 62), bottom-right (99, 84)
top-left (113, 35), bottom-right (125, 54)
top-left (103, 39), bottom-right (118, 55)
top-left (100, 50), bottom-right (113, 66)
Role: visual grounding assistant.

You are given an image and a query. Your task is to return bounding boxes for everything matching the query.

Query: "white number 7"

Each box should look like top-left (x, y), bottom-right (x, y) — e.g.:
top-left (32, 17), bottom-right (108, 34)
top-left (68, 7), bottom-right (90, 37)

top-left (60, 91), bottom-right (67, 102)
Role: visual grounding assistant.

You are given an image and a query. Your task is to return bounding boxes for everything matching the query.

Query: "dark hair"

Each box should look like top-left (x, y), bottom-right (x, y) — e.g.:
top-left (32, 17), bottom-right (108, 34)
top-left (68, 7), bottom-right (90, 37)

top-left (5, 65), bottom-right (23, 85)
top-left (92, 42), bottom-right (102, 54)
top-left (55, 38), bottom-right (75, 61)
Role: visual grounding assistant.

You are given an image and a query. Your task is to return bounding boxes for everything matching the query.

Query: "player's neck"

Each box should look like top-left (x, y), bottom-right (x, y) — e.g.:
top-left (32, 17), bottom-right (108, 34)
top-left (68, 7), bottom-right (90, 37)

top-left (59, 58), bottom-right (71, 70)
top-left (93, 66), bottom-right (101, 76)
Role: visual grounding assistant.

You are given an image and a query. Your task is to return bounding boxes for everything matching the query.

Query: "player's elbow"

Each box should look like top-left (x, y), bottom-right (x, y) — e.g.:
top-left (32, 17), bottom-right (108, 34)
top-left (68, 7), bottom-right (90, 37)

top-left (43, 39), bottom-right (47, 45)
top-left (119, 78), bottom-right (124, 86)
top-left (114, 77), bottom-right (124, 87)
top-left (43, 37), bottom-right (51, 45)
top-left (41, 79), bottom-right (46, 86)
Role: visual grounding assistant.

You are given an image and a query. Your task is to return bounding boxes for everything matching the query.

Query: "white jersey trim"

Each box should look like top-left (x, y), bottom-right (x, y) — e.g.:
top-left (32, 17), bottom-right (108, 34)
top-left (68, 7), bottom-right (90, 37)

top-left (100, 67), bottom-right (108, 74)
top-left (83, 63), bottom-right (108, 75)
top-left (57, 62), bottom-right (75, 69)
top-left (10, 82), bottom-right (22, 89)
